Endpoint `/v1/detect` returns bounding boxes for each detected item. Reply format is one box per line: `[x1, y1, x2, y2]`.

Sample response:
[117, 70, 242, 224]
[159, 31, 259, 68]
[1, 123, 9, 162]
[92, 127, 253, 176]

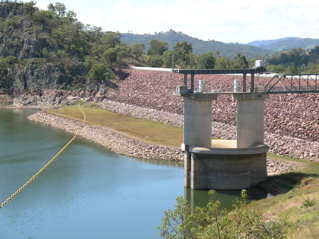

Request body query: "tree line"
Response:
[266, 46, 319, 74]
[133, 39, 319, 74]
[131, 39, 250, 70]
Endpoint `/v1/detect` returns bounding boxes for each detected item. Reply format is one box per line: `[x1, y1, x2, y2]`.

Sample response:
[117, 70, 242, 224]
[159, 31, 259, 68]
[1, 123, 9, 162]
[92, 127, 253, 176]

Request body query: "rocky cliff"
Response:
[0, 1, 121, 93]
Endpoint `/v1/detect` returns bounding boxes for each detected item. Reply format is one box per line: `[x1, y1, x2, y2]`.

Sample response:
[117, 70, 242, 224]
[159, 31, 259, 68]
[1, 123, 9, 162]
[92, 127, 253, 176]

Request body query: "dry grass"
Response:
[255, 160, 319, 238]
[45, 104, 183, 147]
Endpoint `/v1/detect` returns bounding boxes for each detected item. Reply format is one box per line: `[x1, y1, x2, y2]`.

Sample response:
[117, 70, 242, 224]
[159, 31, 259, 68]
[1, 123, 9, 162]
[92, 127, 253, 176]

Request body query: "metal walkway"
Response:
[172, 69, 319, 94]
[132, 66, 319, 94]
[264, 74, 319, 94]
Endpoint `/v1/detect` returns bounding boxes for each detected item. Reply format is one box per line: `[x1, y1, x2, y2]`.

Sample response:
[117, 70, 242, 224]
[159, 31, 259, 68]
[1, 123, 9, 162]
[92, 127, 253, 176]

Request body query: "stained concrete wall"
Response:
[234, 93, 268, 148]
[183, 98, 212, 147]
[189, 145, 268, 189]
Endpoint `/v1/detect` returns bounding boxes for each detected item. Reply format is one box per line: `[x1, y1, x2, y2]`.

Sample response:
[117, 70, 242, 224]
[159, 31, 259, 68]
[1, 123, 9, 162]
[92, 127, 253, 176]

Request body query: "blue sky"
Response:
[34, 0, 319, 43]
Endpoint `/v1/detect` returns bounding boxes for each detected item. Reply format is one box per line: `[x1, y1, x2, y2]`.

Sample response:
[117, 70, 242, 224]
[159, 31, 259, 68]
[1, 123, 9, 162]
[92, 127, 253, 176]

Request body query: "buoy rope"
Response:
[0, 104, 86, 209]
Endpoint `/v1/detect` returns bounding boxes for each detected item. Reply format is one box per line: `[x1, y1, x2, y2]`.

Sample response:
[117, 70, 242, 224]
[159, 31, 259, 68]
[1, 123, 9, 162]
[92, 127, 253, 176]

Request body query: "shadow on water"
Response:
[184, 186, 270, 209]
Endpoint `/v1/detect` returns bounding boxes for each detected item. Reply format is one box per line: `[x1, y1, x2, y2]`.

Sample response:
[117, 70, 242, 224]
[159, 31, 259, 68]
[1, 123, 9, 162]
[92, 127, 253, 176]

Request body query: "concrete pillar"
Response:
[184, 145, 191, 188]
[190, 74, 195, 93]
[233, 93, 268, 148]
[243, 73, 247, 92]
[183, 98, 212, 147]
[250, 73, 255, 92]
[183, 74, 187, 87]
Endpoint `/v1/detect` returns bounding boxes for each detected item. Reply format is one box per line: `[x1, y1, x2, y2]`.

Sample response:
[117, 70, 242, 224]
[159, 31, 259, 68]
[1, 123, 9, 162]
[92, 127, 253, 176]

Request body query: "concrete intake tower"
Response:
[174, 67, 269, 190]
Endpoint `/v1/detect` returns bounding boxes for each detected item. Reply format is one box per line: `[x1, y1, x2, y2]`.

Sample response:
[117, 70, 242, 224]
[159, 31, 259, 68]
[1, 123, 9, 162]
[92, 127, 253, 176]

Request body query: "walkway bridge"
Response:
[172, 68, 319, 94]
[132, 65, 319, 189]
[264, 74, 319, 94]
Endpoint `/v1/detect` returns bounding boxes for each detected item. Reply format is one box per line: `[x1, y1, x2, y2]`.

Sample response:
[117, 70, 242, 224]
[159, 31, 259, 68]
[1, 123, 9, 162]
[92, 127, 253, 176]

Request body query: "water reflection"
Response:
[185, 186, 269, 209]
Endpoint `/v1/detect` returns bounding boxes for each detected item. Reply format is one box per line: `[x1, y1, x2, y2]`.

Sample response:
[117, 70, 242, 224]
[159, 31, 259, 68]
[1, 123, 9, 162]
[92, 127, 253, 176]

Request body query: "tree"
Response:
[130, 43, 145, 59]
[159, 190, 287, 239]
[214, 57, 232, 69]
[89, 64, 111, 82]
[103, 47, 119, 63]
[199, 51, 215, 69]
[286, 62, 299, 74]
[103, 31, 121, 48]
[158, 196, 193, 239]
[147, 55, 163, 67]
[147, 39, 168, 55]
[235, 53, 249, 69]
[48, 2, 66, 17]
[162, 50, 174, 68]
[173, 41, 193, 65]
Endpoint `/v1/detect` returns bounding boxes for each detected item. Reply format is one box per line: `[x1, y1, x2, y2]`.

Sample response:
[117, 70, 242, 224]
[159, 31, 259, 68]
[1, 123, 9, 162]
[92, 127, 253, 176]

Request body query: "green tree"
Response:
[235, 53, 249, 69]
[130, 43, 145, 59]
[103, 31, 121, 48]
[286, 62, 299, 74]
[158, 196, 193, 239]
[48, 2, 66, 17]
[89, 64, 111, 82]
[159, 190, 287, 239]
[147, 39, 168, 55]
[162, 50, 175, 68]
[198, 51, 215, 69]
[103, 47, 119, 63]
[188, 53, 200, 69]
[214, 57, 232, 69]
[0, 56, 16, 90]
[147, 55, 163, 67]
[174, 41, 193, 66]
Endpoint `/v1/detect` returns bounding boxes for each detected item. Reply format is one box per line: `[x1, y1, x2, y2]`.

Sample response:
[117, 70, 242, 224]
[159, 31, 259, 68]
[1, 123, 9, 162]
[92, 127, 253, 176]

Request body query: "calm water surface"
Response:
[0, 109, 268, 239]
[0, 108, 186, 239]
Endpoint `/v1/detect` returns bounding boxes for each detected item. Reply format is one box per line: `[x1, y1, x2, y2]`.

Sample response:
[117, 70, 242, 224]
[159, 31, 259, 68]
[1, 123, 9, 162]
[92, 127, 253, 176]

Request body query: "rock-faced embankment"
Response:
[10, 69, 319, 162]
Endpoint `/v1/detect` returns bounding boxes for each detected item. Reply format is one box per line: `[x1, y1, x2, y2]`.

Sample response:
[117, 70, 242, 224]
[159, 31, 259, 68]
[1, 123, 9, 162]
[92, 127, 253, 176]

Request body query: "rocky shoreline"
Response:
[27, 104, 296, 175]
[28, 111, 184, 162]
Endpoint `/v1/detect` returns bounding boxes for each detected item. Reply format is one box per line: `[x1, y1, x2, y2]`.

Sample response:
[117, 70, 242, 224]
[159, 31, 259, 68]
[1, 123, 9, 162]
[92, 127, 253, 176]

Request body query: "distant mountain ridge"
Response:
[121, 30, 319, 58]
[120, 29, 274, 59]
[246, 37, 319, 51]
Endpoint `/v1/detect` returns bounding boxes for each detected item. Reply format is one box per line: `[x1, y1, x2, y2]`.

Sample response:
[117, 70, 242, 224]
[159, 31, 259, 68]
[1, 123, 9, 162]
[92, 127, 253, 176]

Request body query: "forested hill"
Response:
[247, 37, 319, 51]
[121, 30, 273, 59]
[0, 1, 128, 92]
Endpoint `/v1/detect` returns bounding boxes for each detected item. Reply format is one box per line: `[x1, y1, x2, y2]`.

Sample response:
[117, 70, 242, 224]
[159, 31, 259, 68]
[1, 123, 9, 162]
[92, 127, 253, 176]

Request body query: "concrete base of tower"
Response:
[183, 141, 268, 190]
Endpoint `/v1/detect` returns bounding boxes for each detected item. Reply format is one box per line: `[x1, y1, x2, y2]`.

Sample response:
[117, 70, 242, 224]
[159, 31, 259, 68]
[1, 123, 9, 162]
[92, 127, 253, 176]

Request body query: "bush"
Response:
[159, 190, 287, 239]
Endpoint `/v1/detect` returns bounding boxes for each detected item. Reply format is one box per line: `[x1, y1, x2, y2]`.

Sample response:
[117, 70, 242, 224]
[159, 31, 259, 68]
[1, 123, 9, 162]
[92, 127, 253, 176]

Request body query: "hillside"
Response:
[0, 1, 127, 92]
[247, 37, 319, 51]
[121, 29, 274, 59]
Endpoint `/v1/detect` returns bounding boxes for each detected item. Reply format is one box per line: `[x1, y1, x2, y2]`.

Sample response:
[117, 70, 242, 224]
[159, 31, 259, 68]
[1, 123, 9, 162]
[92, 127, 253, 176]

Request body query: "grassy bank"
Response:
[256, 157, 319, 238]
[46, 104, 319, 238]
[46, 104, 183, 147]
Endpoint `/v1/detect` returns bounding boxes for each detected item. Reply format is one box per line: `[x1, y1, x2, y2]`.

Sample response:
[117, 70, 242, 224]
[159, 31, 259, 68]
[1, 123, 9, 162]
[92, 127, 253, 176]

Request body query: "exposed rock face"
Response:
[0, 2, 96, 91]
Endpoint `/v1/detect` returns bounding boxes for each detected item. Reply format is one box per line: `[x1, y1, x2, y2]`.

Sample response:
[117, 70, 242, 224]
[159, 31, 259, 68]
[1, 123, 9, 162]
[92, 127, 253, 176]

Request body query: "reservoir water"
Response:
[0, 108, 268, 239]
[0, 108, 186, 239]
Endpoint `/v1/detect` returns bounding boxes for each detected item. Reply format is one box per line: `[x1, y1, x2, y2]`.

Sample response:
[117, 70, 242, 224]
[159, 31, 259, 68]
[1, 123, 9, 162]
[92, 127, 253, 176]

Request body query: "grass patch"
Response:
[255, 160, 319, 238]
[45, 104, 183, 147]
